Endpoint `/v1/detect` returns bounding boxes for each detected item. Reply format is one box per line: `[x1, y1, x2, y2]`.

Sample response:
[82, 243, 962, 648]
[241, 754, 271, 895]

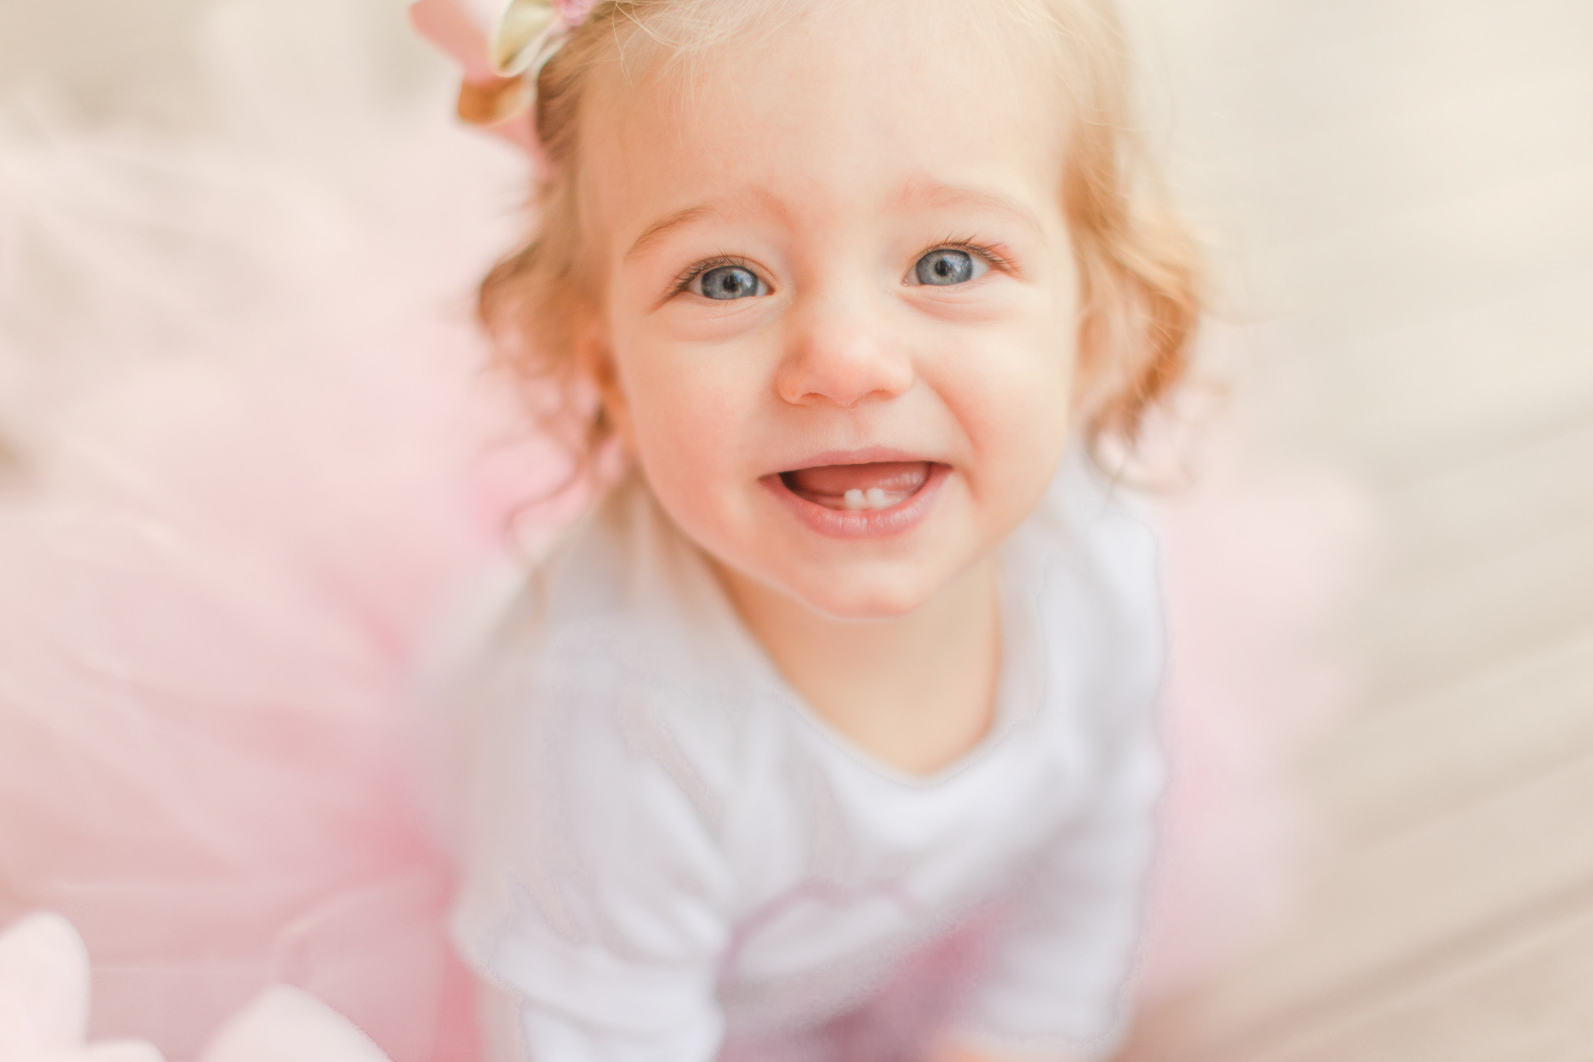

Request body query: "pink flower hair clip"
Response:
[409, 0, 597, 160]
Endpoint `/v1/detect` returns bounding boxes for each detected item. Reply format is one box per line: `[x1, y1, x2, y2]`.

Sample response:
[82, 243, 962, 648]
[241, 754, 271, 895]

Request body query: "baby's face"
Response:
[583, 0, 1080, 619]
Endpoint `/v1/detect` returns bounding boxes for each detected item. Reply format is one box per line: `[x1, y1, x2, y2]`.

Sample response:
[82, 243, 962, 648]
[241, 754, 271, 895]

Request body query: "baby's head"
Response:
[481, 0, 1199, 619]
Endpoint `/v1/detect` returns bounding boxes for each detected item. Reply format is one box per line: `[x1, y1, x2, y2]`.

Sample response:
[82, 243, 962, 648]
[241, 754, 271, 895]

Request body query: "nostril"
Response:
[777, 325, 912, 407]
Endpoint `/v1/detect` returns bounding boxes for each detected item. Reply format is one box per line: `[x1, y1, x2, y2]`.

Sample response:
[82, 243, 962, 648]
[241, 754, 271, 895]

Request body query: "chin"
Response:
[782, 568, 940, 622]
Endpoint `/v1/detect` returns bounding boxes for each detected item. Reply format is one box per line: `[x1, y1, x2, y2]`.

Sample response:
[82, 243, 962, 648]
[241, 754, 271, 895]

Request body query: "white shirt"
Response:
[451, 455, 1165, 1062]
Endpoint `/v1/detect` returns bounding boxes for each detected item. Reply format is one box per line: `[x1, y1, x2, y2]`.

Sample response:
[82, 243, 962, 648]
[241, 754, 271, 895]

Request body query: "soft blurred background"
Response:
[2, 0, 1590, 1059]
[1121, 2, 1593, 1059]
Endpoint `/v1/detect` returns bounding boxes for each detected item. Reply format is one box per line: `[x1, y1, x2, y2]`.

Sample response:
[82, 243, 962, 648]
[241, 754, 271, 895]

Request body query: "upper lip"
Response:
[772, 447, 940, 474]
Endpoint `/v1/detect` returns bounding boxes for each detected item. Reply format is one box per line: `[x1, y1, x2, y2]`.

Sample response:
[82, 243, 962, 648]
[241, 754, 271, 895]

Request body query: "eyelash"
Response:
[930, 237, 1013, 275]
[670, 255, 758, 297]
[668, 240, 1013, 297]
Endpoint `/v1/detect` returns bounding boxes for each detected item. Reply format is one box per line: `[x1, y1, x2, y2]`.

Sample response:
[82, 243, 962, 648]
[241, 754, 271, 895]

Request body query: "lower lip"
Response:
[762, 463, 952, 540]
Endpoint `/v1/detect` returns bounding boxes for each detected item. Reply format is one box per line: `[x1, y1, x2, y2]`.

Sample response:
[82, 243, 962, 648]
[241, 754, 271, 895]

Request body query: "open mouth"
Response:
[778, 461, 935, 512]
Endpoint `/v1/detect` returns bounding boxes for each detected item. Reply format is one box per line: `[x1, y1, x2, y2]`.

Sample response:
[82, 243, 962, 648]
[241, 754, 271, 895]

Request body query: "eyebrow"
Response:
[625, 204, 719, 262]
[900, 180, 1047, 239]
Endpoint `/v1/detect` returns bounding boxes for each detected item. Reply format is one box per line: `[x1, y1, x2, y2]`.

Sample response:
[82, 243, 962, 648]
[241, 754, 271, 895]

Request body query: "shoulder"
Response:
[1022, 448, 1161, 624]
[501, 473, 756, 691]
[459, 475, 760, 821]
[1027, 449, 1161, 602]
[1009, 448, 1165, 731]
[450, 482, 757, 968]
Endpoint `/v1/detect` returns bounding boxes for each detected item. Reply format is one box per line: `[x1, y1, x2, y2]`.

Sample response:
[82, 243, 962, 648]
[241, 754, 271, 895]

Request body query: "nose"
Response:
[774, 295, 915, 408]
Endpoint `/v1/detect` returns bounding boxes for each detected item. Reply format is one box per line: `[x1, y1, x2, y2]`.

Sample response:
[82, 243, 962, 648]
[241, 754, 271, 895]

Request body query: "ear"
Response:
[1069, 258, 1140, 430]
[573, 312, 633, 452]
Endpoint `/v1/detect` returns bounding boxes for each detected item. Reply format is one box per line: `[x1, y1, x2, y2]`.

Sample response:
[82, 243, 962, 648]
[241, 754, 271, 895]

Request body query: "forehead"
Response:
[579, 0, 1070, 251]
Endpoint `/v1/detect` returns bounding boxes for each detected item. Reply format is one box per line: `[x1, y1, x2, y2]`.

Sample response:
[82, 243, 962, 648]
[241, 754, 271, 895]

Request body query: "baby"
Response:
[424, 0, 1201, 1058]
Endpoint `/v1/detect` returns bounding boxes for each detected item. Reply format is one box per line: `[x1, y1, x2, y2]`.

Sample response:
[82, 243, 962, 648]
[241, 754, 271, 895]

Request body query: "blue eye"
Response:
[914, 249, 984, 286]
[695, 264, 766, 300]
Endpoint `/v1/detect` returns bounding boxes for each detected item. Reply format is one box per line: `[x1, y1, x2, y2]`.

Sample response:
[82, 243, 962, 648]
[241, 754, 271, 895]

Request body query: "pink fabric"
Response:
[408, 0, 503, 84]
[406, 0, 599, 162]
[554, 0, 600, 28]
[407, 0, 538, 156]
[1137, 435, 1366, 1000]
[0, 6, 565, 1055]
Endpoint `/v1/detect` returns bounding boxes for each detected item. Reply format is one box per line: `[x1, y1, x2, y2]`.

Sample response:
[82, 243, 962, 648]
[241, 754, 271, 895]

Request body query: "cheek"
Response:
[990, 362, 1074, 462]
[946, 319, 1077, 502]
[1008, 280, 1081, 445]
[610, 335, 760, 512]
[953, 310, 1077, 426]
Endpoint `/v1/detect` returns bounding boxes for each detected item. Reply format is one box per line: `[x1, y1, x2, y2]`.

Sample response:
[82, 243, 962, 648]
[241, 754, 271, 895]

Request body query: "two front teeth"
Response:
[843, 488, 904, 511]
[779, 460, 932, 512]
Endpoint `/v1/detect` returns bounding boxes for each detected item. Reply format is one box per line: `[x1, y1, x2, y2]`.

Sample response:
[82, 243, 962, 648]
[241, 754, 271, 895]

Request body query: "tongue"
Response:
[785, 461, 931, 501]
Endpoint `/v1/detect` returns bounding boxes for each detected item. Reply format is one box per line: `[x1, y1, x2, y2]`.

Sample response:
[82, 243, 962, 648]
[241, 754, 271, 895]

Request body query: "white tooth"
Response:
[844, 489, 866, 510]
[866, 488, 888, 509]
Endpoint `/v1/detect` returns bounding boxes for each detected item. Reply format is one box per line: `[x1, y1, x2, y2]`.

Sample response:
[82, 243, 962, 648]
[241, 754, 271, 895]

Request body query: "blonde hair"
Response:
[479, 0, 1200, 464]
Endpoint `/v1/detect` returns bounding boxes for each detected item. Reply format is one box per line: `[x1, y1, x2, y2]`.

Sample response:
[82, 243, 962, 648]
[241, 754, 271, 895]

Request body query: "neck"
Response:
[713, 557, 1002, 776]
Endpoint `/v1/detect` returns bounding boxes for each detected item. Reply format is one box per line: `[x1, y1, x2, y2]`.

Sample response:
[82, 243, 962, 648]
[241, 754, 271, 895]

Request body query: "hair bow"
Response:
[409, 0, 597, 156]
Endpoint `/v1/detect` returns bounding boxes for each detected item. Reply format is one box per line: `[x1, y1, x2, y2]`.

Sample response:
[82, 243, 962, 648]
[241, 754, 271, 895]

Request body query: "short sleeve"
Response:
[953, 467, 1167, 1060]
[452, 648, 738, 1062]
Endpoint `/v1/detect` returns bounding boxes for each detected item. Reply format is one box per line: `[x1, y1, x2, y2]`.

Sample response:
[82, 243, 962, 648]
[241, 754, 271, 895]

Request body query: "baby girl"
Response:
[422, 0, 1201, 1058]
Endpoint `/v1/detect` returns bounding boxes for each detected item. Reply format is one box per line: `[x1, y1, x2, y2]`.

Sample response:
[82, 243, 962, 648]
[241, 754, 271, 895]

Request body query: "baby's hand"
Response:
[0, 912, 393, 1062]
